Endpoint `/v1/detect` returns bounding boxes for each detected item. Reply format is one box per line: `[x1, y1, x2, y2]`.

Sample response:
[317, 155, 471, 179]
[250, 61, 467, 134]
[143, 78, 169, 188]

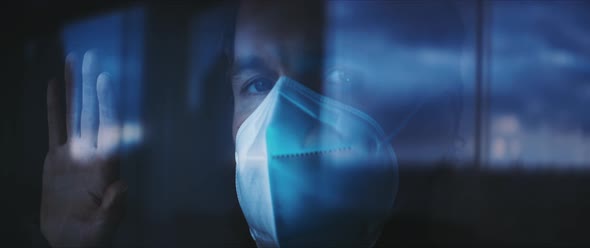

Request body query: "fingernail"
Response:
[82, 50, 98, 73]
[97, 72, 111, 84]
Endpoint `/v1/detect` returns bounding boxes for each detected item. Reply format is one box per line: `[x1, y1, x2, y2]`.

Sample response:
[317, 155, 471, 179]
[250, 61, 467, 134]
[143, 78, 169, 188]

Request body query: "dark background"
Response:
[5, 0, 590, 247]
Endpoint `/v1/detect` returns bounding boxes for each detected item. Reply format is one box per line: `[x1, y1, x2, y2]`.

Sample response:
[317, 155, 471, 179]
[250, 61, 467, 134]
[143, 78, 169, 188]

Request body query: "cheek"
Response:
[232, 101, 250, 143]
[232, 111, 246, 143]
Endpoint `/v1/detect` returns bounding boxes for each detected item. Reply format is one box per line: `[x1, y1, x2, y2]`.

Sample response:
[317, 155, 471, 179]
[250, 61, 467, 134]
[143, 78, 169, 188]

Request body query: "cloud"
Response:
[488, 2, 590, 135]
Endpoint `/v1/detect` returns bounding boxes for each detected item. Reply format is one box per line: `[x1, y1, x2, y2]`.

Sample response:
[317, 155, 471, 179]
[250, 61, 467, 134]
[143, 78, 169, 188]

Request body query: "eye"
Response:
[325, 68, 357, 87]
[244, 76, 275, 94]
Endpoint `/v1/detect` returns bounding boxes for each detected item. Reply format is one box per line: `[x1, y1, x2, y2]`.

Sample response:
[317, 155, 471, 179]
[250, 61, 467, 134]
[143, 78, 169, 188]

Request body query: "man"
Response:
[41, 0, 464, 247]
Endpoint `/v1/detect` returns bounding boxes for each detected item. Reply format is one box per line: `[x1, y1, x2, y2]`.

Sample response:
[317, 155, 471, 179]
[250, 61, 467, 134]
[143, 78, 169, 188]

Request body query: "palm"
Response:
[41, 51, 127, 247]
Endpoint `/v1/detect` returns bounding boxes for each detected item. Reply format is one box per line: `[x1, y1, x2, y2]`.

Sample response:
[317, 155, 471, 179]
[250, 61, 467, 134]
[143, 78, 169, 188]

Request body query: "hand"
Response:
[40, 51, 127, 247]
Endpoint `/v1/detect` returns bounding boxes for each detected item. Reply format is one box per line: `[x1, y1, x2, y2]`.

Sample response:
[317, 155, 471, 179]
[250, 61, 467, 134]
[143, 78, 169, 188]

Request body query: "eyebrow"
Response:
[231, 56, 274, 77]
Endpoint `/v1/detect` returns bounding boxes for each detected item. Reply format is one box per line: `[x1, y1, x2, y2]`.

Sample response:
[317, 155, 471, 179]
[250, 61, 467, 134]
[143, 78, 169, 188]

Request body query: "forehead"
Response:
[234, 1, 324, 64]
[233, 2, 395, 73]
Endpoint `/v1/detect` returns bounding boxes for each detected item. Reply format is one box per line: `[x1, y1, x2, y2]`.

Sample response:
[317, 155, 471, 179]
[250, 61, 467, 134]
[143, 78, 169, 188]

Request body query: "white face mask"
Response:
[235, 76, 399, 248]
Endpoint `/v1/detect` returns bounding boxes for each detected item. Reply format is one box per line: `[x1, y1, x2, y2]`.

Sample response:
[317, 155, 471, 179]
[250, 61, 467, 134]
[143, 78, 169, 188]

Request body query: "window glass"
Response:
[488, 1, 590, 168]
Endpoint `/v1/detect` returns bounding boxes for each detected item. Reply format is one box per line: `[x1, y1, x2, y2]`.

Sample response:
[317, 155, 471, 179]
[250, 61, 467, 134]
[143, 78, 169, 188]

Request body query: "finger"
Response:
[99, 181, 128, 223]
[47, 79, 66, 147]
[81, 50, 100, 147]
[97, 73, 120, 154]
[65, 53, 80, 139]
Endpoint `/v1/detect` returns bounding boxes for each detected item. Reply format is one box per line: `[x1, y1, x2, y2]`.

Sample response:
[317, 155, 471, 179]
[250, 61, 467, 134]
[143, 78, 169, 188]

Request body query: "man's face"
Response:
[231, 1, 324, 140]
[231, 1, 458, 160]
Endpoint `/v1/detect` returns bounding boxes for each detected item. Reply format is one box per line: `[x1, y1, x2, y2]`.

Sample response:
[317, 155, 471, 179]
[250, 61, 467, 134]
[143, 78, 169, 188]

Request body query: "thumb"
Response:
[99, 181, 128, 224]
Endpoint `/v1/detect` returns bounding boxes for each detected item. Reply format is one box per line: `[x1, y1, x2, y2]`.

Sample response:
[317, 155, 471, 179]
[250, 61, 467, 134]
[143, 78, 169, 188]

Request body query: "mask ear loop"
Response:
[379, 96, 430, 146]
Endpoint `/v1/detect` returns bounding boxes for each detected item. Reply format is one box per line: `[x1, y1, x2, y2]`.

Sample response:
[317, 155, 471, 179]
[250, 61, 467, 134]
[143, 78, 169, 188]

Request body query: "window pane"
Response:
[323, 0, 478, 167]
[488, 1, 590, 169]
